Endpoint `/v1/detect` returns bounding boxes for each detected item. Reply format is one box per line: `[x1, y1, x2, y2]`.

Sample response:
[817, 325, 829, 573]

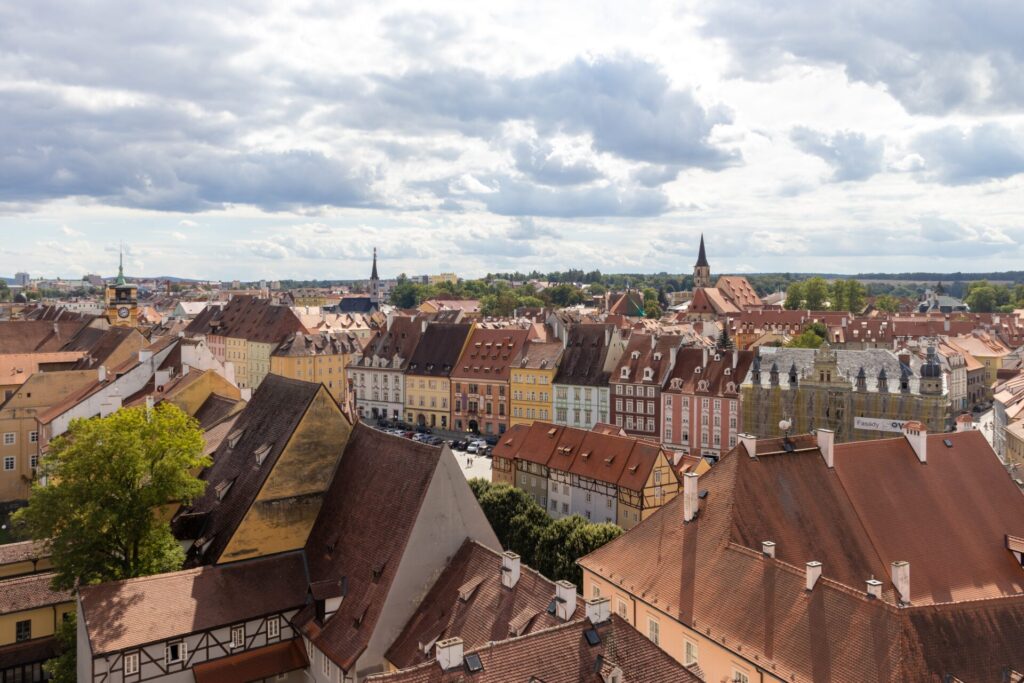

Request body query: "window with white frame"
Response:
[322, 650, 332, 676]
[231, 625, 245, 648]
[3, 456, 14, 471]
[124, 651, 139, 675]
[267, 615, 280, 639]
[592, 585, 601, 598]
[3, 432, 14, 445]
[29, 431, 38, 443]
[617, 598, 627, 619]
[165, 640, 186, 665]
[647, 618, 660, 645]
[733, 670, 750, 683]
[684, 640, 698, 666]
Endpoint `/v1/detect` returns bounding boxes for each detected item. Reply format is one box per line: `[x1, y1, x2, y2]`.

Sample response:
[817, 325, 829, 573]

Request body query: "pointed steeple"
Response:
[695, 233, 709, 268]
[115, 246, 127, 286]
[370, 247, 379, 281]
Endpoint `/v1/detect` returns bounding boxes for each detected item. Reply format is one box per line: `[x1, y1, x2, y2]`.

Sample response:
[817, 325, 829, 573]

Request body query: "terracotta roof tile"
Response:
[0, 572, 72, 614]
[192, 638, 309, 683]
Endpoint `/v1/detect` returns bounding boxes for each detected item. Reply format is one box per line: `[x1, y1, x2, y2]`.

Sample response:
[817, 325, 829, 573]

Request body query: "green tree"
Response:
[506, 504, 551, 567]
[0, 280, 9, 302]
[874, 294, 900, 313]
[481, 289, 519, 317]
[389, 276, 421, 308]
[829, 280, 847, 312]
[588, 283, 606, 296]
[965, 284, 997, 312]
[13, 403, 210, 589]
[844, 279, 866, 313]
[718, 325, 733, 350]
[784, 282, 804, 310]
[467, 477, 492, 500]
[476, 484, 539, 549]
[44, 612, 76, 683]
[803, 277, 829, 310]
[533, 515, 622, 585]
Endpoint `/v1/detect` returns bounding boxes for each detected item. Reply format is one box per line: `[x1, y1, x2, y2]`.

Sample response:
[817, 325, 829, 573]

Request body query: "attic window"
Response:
[604, 456, 615, 465]
[354, 606, 368, 628]
[465, 653, 484, 674]
[643, 368, 653, 381]
[653, 352, 662, 361]
[629, 465, 639, 473]
[215, 479, 234, 501]
[630, 351, 640, 360]
[694, 366, 702, 374]
[724, 367, 731, 376]
[620, 367, 629, 379]
[254, 443, 272, 466]
[584, 628, 601, 647]
[458, 576, 484, 602]
[227, 429, 244, 449]
[943, 439, 954, 448]
[371, 563, 386, 582]
[580, 452, 590, 460]
[547, 428, 557, 437]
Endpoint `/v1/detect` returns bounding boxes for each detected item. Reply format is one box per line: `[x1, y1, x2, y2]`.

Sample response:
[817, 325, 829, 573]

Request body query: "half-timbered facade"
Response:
[493, 421, 681, 530]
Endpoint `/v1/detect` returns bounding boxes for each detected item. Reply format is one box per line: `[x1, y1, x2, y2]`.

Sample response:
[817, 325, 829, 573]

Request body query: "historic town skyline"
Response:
[1, 0, 1022, 279]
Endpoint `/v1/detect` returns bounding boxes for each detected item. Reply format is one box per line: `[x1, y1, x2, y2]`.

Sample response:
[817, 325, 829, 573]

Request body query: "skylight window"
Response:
[465, 653, 483, 673]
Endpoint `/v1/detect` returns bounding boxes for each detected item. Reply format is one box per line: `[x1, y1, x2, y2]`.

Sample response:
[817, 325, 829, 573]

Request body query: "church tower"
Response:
[369, 247, 381, 305]
[105, 248, 138, 327]
[693, 233, 711, 289]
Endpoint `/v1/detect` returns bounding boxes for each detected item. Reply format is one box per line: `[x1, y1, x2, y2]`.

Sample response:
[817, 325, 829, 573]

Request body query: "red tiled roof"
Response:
[385, 540, 578, 670]
[192, 638, 309, 683]
[0, 572, 72, 614]
[367, 615, 700, 683]
[295, 424, 444, 671]
[79, 552, 308, 655]
[451, 328, 530, 382]
[579, 430, 1024, 680]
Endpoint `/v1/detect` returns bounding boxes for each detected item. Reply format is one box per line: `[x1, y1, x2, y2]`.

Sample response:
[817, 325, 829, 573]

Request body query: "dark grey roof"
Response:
[553, 324, 612, 387]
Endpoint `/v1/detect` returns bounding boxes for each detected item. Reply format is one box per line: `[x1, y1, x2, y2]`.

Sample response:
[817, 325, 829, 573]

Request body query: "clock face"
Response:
[118, 306, 130, 319]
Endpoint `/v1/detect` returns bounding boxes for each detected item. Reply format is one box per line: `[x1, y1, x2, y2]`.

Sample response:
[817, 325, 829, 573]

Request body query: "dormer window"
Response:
[694, 366, 702, 374]
[254, 443, 272, 466]
[724, 367, 731, 376]
[653, 352, 662, 361]
[227, 429, 244, 449]
[631, 351, 640, 360]
[643, 368, 653, 381]
[620, 367, 630, 379]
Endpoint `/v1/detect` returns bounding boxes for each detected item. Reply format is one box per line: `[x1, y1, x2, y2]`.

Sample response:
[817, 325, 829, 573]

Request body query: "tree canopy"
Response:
[469, 479, 622, 587]
[14, 403, 210, 589]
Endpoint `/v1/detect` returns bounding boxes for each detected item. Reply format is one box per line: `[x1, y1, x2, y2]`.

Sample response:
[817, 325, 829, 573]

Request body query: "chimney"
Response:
[554, 580, 577, 621]
[943, 318, 950, 333]
[891, 561, 910, 605]
[702, 347, 709, 366]
[816, 428, 835, 468]
[866, 578, 883, 600]
[902, 421, 927, 463]
[683, 472, 699, 523]
[500, 551, 521, 589]
[138, 349, 154, 363]
[435, 637, 464, 671]
[650, 334, 657, 350]
[762, 541, 776, 558]
[145, 395, 154, 413]
[98, 365, 107, 383]
[585, 596, 611, 625]
[738, 433, 757, 457]
[806, 561, 822, 591]
[732, 348, 738, 368]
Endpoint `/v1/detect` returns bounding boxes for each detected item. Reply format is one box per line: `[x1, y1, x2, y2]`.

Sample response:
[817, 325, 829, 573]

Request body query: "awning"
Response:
[192, 638, 309, 683]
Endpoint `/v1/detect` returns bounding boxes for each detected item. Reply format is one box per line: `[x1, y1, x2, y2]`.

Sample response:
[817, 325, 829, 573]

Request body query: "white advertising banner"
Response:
[854, 416, 907, 433]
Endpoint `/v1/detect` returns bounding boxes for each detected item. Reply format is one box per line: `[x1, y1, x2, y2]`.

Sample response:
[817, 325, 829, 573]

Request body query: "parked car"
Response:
[484, 436, 499, 446]
[466, 442, 480, 454]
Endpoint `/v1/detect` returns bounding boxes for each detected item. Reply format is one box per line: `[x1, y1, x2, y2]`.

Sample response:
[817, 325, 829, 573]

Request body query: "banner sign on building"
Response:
[854, 416, 908, 433]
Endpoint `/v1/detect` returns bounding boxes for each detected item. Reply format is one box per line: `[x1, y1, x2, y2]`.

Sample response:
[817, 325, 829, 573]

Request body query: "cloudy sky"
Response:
[1, 0, 1022, 280]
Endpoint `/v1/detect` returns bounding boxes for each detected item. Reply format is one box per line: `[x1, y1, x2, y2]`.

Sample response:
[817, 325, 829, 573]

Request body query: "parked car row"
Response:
[370, 423, 496, 457]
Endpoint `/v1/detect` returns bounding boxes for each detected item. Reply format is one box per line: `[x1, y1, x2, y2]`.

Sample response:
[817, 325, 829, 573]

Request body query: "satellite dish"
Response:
[779, 419, 792, 432]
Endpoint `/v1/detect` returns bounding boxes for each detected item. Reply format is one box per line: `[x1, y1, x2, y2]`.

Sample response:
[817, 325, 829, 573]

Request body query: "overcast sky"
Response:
[1, 0, 1022, 280]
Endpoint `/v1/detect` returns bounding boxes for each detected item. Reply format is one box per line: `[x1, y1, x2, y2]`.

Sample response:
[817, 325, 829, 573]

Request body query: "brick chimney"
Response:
[816, 428, 835, 468]
[806, 561, 822, 591]
[762, 541, 776, 558]
[738, 433, 757, 457]
[585, 596, 611, 624]
[902, 421, 927, 463]
[683, 472, 699, 523]
[554, 580, 577, 621]
[436, 637, 464, 671]
[891, 561, 910, 605]
[500, 551, 521, 589]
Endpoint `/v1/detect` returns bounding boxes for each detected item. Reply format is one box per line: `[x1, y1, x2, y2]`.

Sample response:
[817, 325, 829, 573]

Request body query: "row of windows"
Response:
[554, 386, 596, 401]
[2, 431, 37, 446]
[454, 383, 506, 397]
[3, 454, 39, 471]
[615, 399, 656, 415]
[614, 384, 656, 397]
[407, 395, 449, 409]
[511, 373, 550, 385]
[142, 617, 281, 673]
[616, 417, 656, 432]
[512, 390, 549, 402]
[512, 407, 549, 419]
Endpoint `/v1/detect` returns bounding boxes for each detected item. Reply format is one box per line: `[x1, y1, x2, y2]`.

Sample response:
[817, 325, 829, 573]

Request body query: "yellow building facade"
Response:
[615, 450, 680, 529]
[270, 332, 362, 403]
[405, 375, 453, 429]
[509, 341, 562, 428]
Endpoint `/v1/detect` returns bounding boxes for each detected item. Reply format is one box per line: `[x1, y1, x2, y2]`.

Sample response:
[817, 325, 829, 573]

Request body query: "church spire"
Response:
[115, 245, 127, 286]
[695, 233, 709, 268]
[370, 247, 379, 281]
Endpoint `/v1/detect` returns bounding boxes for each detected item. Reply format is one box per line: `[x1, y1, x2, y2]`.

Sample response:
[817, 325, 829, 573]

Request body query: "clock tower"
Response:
[105, 250, 138, 327]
